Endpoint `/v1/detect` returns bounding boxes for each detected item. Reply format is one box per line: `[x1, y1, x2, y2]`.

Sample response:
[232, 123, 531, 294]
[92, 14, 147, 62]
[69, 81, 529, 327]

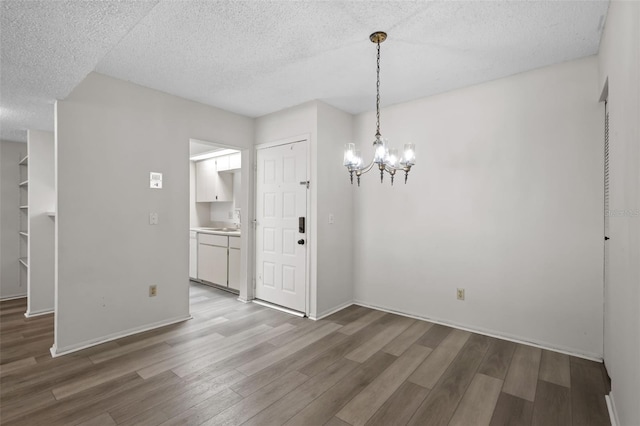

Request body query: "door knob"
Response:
[298, 239, 305, 245]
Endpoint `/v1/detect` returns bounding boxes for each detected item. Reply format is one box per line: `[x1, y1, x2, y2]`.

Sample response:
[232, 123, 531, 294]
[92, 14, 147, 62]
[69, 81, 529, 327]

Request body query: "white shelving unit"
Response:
[19, 155, 29, 283]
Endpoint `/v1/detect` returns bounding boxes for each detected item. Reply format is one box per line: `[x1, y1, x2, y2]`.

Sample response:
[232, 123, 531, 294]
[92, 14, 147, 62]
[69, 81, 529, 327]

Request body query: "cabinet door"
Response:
[229, 153, 241, 170]
[196, 158, 233, 202]
[195, 158, 216, 202]
[215, 173, 233, 202]
[228, 248, 241, 291]
[216, 156, 230, 172]
[189, 233, 198, 279]
[197, 243, 228, 286]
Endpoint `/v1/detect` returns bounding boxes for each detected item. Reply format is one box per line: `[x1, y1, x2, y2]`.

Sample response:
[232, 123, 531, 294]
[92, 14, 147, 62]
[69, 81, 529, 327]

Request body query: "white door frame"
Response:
[254, 134, 311, 316]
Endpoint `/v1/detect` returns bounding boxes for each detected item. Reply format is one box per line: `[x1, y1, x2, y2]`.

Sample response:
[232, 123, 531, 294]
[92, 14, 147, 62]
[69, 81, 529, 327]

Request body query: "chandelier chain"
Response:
[376, 40, 381, 137]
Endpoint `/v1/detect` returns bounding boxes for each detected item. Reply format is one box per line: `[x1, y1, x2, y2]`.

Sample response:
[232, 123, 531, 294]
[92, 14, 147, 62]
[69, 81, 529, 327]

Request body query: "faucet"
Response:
[234, 209, 241, 230]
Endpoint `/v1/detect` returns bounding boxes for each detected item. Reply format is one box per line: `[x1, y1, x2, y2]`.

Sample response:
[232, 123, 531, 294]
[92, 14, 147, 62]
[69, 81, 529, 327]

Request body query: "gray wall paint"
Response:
[352, 56, 604, 359]
[1, 140, 27, 299]
[598, 2, 640, 424]
[55, 72, 253, 353]
[27, 130, 55, 315]
[316, 102, 354, 316]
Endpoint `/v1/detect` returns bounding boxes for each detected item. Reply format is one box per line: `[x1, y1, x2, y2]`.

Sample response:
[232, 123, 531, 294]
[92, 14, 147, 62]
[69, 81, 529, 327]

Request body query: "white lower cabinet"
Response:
[196, 233, 241, 292]
[189, 231, 198, 279]
[197, 234, 228, 286]
[228, 248, 240, 291]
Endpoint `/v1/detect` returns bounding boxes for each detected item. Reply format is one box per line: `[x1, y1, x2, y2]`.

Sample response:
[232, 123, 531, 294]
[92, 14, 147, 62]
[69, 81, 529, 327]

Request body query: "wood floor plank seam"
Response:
[0, 285, 612, 426]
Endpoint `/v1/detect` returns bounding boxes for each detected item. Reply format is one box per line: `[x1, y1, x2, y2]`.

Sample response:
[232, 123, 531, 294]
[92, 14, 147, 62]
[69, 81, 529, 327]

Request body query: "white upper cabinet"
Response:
[215, 155, 230, 172]
[229, 153, 241, 170]
[195, 158, 233, 202]
[217, 153, 241, 172]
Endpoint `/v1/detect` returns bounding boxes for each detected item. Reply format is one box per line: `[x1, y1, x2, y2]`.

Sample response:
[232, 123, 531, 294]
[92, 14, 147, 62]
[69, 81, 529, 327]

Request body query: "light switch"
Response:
[149, 212, 159, 225]
[328, 213, 334, 224]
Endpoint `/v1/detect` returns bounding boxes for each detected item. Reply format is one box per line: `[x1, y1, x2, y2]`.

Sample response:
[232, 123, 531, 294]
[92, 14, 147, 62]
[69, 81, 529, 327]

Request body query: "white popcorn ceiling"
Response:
[1, 0, 609, 143]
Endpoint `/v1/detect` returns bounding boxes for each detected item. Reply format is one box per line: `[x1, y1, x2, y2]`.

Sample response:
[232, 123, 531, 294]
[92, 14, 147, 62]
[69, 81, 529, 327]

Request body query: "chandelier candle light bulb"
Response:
[344, 31, 416, 186]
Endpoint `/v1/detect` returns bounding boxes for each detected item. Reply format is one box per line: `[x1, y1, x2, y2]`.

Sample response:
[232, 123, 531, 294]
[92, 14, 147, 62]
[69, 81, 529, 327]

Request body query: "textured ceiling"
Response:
[1, 1, 609, 142]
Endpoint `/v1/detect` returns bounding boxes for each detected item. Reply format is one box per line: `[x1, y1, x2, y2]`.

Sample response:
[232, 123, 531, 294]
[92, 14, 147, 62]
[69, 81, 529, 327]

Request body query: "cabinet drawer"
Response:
[229, 236, 241, 249]
[198, 233, 228, 246]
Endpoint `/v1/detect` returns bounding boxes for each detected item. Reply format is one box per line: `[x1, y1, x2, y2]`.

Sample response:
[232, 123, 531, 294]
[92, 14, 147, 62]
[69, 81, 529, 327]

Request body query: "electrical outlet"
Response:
[457, 288, 465, 300]
[328, 213, 334, 224]
[149, 285, 157, 297]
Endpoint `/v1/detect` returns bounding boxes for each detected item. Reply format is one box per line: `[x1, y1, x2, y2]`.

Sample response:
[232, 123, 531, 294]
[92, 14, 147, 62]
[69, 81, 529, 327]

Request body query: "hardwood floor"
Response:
[0, 283, 611, 426]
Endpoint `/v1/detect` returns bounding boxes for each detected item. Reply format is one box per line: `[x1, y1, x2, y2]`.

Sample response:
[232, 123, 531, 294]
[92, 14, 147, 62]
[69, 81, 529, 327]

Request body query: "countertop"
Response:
[191, 227, 241, 236]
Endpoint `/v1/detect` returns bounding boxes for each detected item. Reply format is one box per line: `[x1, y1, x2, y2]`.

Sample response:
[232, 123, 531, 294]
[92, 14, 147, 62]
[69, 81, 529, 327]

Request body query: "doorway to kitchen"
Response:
[188, 139, 243, 301]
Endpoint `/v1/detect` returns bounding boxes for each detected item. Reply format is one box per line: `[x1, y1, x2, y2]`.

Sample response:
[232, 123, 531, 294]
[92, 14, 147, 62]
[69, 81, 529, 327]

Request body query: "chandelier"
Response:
[343, 31, 416, 186]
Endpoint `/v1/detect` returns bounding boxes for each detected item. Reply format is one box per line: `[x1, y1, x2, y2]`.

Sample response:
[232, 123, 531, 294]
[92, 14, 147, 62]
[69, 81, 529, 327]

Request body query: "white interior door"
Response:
[255, 140, 308, 313]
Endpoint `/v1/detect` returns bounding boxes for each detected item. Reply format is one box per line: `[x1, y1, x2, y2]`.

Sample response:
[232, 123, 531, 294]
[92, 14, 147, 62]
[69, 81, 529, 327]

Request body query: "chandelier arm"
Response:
[357, 159, 377, 175]
[384, 164, 410, 173]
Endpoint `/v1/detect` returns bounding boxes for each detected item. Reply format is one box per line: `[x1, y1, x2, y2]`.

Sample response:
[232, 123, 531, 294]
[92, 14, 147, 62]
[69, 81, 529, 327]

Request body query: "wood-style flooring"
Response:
[0, 283, 611, 425]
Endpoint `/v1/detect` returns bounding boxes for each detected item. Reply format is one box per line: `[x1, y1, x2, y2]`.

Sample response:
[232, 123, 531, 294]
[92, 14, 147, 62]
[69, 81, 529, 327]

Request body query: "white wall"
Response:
[0, 140, 27, 300]
[26, 130, 55, 316]
[54, 72, 253, 354]
[598, 2, 640, 424]
[353, 56, 604, 358]
[316, 102, 354, 317]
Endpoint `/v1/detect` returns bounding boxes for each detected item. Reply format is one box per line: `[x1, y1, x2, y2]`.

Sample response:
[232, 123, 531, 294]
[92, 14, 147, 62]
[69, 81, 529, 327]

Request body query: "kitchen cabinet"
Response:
[189, 231, 198, 279]
[195, 158, 233, 202]
[215, 155, 230, 172]
[194, 232, 242, 292]
[228, 236, 241, 291]
[197, 234, 228, 286]
[229, 153, 241, 171]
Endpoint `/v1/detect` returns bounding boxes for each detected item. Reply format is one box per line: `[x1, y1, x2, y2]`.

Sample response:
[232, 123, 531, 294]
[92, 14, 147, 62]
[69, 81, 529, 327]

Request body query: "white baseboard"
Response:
[236, 297, 251, 304]
[24, 308, 54, 318]
[354, 300, 603, 362]
[605, 393, 620, 426]
[49, 314, 193, 357]
[309, 301, 355, 321]
[0, 294, 27, 301]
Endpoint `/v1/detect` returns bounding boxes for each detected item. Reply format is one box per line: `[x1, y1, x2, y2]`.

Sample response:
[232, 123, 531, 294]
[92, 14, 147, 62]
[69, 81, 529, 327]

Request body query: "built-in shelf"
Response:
[46, 211, 56, 218]
[19, 180, 28, 187]
[19, 155, 28, 165]
[19, 205, 28, 210]
[19, 258, 29, 268]
[19, 231, 28, 237]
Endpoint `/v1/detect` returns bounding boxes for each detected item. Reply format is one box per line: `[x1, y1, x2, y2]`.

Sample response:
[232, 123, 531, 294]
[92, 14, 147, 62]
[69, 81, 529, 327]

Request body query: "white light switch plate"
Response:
[150, 172, 162, 189]
[149, 212, 159, 225]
